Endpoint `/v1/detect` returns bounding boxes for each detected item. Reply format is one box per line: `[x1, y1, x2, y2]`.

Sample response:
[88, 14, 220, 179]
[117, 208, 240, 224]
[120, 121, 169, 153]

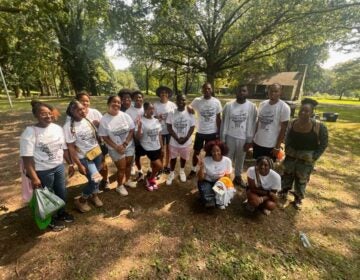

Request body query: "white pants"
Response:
[225, 135, 246, 177]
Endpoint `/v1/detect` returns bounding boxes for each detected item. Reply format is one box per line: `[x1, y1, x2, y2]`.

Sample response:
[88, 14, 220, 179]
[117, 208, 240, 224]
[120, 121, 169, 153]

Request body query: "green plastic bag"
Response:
[34, 187, 65, 220]
[29, 194, 51, 230]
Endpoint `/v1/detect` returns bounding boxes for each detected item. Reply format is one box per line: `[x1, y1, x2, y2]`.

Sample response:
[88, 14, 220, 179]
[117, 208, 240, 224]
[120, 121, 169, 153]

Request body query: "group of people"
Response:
[19, 82, 328, 231]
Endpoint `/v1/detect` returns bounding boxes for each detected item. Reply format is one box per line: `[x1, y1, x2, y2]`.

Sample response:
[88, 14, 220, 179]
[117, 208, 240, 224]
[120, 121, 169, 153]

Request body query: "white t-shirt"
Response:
[204, 156, 232, 182]
[154, 101, 177, 135]
[166, 109, 196, 147]
[63, 118, 99, 159]
[98, 112, 135, 150]
[20, 123, 66, 171]
[65, 108, 102, 126]
[224, 101, 251, 139]
[139, 117, 162, 151]
[254, 100, 290, 148]
[247, 166, 281, 191]
[126, 106, 144, 123]
[190, 96, 222, 134]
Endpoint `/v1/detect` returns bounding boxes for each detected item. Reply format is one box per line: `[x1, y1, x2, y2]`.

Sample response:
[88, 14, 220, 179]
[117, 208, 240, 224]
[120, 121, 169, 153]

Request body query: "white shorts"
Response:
[169, 145, 191, 161]
[108, 145, 135, 162]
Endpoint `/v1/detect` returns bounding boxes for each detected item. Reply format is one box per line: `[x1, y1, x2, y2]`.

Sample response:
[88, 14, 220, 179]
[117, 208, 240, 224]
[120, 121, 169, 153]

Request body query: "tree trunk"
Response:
[339, 91, 344, 100]
[173, 65, 178, 94]
[145, 66, 149, 95]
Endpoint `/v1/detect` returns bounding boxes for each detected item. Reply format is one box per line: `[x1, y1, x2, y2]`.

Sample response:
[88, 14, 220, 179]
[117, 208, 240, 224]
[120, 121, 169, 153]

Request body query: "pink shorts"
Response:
[169, 145, 191, 161]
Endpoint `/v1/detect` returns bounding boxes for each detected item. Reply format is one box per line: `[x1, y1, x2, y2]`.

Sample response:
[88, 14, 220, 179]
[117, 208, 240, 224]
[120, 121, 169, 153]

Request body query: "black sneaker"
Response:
[99, 180, 111, 192]
[163, 167, 171, 174]
[187, 170, 197, 180]
[56, 211, 74, 223]
[48, 220, 66, 232]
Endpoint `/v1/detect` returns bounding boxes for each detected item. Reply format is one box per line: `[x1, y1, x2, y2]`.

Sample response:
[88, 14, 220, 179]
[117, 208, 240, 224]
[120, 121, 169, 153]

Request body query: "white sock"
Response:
[180, 168, 185, 173]
[191, 165, 197, 172]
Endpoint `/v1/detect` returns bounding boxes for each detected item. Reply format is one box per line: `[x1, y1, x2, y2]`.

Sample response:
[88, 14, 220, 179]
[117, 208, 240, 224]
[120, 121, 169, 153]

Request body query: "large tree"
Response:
[111, 0, 360, 86]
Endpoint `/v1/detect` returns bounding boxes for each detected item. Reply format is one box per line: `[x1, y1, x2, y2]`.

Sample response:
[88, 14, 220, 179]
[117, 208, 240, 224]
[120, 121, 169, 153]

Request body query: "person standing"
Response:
[188, 82, 222, 179]
[280, 98, 328, 209]
[154, 86, 177, 174]
[20, 101, 74, 231]
[166, 94, 195, 185]
[74, 91, 110, 191]
[136, 102, 163, 191]
[64, 100, 104, 213]
[220, 85, 257, 187]
[126, 90, 145, 180]
[118, 88, 133, 112]
[99, 95, 137, 196]
[253, 83, 290, 161]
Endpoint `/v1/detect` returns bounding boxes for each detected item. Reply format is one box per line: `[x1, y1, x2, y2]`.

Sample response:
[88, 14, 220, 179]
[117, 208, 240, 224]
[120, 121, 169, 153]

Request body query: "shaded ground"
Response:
[0, 99, 359, 279]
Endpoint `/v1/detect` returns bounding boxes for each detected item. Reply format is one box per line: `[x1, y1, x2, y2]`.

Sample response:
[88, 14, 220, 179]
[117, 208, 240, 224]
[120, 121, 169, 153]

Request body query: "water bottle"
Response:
[299, 232, 311, 248]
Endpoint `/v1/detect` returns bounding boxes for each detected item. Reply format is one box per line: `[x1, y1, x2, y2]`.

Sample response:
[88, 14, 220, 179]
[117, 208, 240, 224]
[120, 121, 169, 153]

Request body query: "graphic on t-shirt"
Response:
[231, 112, 247, 128]
[147, 128, 159, 141]
[113, 126, 129, 142]
[76, 129, 97, 145]
[200, 106, 216, 122]
[173, 117, 188, 135]
[258, 109, 274, 130]
[38, 140, 62, 160]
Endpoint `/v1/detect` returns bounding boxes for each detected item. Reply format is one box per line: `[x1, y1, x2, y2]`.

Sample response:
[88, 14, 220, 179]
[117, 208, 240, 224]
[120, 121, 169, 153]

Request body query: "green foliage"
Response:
[332, 58, 360, 99]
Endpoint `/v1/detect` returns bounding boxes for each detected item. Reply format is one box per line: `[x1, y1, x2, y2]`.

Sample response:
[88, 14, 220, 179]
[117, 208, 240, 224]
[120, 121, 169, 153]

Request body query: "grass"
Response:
[0, 97, 359, 279]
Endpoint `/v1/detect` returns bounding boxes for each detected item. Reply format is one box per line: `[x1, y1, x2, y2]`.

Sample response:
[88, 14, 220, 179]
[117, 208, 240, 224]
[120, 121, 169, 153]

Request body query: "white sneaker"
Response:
[166, 172, 175, 186]
[116, 185, 128, 196]
[125, 180, 137, 188]
[179, 170, 186, 182]
[131, 165, 136, 176]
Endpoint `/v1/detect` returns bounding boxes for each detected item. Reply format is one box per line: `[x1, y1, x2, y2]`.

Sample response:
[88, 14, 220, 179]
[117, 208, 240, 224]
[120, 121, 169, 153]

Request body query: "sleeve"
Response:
[94, 109, 103, 121]
[280, 102, 291, 122]
[127, 114, 135, 130]
[59, 127, 68, 149]
[220, 103, 229, 142]
[271, 172, 281, 191]
[189, 114, 196, 127]
[246, 103, 258, 143]
[190, 98, 198, 111]
[166, 112, 173, 124]
[98, 118, 107, 137]
[157, 120, 162, 133]
[246, 167, 255, 180]
[63, 123, 76, 143]
[225, 158, 232, 174]
[20, 127, 35, 157]
[313, 123, 328, 161]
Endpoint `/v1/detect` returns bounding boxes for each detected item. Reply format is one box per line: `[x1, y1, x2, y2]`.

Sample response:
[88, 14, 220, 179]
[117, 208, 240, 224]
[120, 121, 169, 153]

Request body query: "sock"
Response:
[180, 168, 185, 173]
[191, 165, 197, 172]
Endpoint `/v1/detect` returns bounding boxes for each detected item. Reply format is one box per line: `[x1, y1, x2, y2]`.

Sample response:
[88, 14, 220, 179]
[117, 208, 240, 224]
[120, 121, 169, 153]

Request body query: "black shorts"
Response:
[193, 132, 219, 151]
[136, 144, 161, 162]
[252, 142, 276, 162]
[162, 134, 171, 145]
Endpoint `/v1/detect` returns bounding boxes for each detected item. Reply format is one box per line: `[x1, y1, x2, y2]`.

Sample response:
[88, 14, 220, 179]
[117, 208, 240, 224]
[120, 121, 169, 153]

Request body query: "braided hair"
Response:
[66, 100, 82, 135]
[256, 156, 274, 170]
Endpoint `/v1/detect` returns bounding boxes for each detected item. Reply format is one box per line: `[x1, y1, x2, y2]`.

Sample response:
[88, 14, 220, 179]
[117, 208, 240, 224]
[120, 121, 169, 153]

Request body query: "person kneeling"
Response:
[246, 156, 280, 215]
[197, 140, 232, 208]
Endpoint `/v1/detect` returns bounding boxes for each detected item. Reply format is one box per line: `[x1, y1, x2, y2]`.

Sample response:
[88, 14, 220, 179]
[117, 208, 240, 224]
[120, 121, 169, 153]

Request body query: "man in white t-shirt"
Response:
[188, 82, 222, 179]
[220, 85, 257, 187]
[166, 94, 195, 185]
[154, 86, 177, 174]
[253, 83, 290, 161]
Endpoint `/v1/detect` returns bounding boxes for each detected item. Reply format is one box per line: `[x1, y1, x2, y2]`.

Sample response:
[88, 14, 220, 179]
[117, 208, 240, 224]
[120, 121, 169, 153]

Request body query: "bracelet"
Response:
[69, 164, 74, 167]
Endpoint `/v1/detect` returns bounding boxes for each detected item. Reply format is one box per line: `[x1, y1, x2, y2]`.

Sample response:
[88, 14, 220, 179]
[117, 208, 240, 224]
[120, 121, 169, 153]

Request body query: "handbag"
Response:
[84, 118, 108, 156]
[85, 145, 102, 161]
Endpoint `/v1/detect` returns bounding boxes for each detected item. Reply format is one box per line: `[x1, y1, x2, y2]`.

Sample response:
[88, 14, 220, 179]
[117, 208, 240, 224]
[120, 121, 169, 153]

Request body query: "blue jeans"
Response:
[36, 164, 66, 216]
[197, 180, 216, 205]
[80, 155, 103, 198]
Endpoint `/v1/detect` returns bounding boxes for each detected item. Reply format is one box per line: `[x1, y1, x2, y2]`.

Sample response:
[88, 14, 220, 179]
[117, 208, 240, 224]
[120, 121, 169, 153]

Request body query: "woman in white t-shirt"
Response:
[99, 95, 137, 197]
[154, 86, 177, 174]
[197, 140, 233, 208]
[246, 156, 281, 215]
[136, 102, 163, 191]
[75, 91, 110, 191]
[20, 101, 74, 231]
[64, 100, 104, 213]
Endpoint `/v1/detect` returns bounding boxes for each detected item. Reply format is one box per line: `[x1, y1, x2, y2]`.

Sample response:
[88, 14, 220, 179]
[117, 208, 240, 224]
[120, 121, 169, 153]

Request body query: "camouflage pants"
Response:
[281, 157, 314, 200]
